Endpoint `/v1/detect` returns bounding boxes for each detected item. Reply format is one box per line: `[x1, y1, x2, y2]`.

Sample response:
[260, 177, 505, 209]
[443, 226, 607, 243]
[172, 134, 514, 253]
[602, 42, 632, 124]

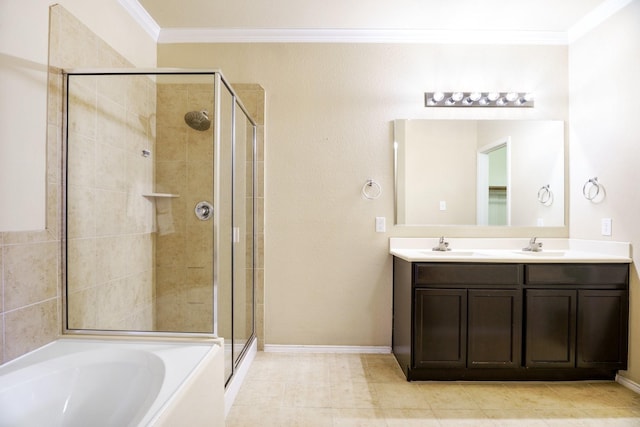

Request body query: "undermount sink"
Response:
[420, 250, 484, 257]
[512, 250, 567, 257]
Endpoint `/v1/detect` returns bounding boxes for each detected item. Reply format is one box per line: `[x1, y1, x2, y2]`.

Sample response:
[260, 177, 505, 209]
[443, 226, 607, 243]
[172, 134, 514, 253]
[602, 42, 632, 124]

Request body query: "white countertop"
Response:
[390, 238, 632, 263]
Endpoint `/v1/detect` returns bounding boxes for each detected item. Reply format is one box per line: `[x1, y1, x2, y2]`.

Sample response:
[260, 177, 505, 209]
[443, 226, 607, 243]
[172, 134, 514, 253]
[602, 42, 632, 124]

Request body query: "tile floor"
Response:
[227, 352, 640, 427]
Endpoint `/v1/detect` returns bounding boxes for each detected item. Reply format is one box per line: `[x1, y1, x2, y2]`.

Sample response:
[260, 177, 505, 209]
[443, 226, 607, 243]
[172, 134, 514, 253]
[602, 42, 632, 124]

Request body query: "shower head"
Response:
[184, 110, 211, 131]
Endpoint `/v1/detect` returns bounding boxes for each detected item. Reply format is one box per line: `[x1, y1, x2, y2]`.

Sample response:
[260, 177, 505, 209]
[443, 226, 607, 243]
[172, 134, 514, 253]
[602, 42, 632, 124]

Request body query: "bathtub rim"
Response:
[0, 335, 224, 427]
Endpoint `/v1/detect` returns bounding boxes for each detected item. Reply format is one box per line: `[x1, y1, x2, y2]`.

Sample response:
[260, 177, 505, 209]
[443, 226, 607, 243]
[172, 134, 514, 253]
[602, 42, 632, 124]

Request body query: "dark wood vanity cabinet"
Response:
[525, 264, 629, 371]
[393, 258, 629, 381]
[413, 288, 522, 370]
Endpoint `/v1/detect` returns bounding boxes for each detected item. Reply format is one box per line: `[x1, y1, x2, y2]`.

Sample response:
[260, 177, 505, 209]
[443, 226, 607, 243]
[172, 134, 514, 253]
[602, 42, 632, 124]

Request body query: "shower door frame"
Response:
[60, 68, 258, 363]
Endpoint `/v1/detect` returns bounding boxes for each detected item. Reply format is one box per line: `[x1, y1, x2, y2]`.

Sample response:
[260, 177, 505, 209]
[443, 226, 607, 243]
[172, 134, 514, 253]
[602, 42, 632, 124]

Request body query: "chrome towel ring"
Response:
[362, 179, 382, 200]
[582, 177, 601, 201]
[537, 184, 553, 206]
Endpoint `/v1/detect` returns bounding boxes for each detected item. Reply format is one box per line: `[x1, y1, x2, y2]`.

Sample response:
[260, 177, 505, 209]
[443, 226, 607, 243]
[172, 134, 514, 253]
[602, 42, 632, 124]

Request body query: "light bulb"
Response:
[432, 92, 445, 102]
[487, 92, 500, 102]
[506, 92, 518, 102]
[451, 92, 464, 102]
[469, 92, 481, 102]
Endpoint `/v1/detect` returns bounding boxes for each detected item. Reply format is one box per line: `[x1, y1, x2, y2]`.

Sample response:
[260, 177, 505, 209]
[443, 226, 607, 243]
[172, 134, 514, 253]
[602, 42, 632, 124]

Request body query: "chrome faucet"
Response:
[523, 237, 543, 252]
[432, 236, 451, 251]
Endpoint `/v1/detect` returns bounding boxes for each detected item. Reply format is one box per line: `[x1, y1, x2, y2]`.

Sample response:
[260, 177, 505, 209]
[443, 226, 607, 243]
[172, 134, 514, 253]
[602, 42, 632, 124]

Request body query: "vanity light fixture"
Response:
[425, 91, 534, 107]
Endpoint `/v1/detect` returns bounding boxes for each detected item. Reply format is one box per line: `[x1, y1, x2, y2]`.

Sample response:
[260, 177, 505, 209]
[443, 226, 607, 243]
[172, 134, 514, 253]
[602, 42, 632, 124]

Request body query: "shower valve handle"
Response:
[195, 201, 214, 220]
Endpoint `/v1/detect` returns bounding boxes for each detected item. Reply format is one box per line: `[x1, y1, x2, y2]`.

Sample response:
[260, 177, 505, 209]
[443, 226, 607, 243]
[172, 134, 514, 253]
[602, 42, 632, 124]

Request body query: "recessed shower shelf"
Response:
[142, 193, 180, 198]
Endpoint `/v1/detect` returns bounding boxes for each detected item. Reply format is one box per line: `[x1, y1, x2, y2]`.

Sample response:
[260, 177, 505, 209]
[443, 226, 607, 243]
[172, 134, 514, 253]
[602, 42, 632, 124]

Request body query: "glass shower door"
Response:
[233, 101, 255, 368]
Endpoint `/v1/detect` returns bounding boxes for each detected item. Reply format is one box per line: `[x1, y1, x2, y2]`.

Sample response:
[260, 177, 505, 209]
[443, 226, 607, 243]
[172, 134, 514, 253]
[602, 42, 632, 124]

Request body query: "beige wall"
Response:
[0, 3, 155, 364]
[0, 0, 155, 231]
[158, 43, 569, 347]
[569, 0, 640, 383]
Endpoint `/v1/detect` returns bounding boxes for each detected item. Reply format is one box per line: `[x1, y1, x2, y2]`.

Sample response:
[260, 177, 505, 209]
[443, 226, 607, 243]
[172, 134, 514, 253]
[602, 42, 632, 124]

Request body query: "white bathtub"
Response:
[0, 338, 225, 427]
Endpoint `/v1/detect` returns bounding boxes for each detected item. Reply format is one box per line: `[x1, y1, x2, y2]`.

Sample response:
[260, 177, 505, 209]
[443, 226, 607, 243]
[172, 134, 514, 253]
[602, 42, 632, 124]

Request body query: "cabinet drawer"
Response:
[525, 264, 628, 286]
[414, 263, 522, 286]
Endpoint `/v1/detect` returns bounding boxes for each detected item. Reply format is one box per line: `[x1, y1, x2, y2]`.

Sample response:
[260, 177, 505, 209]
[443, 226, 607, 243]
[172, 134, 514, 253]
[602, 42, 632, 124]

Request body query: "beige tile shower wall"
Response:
[155, 84, 214, 332]
[65, 71, 156, 331]
[56, 5, 156, 333]
[234, 84, 265, 350]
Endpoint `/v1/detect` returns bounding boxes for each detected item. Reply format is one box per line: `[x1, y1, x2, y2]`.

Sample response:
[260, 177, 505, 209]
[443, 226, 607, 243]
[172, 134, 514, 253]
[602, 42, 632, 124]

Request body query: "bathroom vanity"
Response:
[391, 238, 632, 381]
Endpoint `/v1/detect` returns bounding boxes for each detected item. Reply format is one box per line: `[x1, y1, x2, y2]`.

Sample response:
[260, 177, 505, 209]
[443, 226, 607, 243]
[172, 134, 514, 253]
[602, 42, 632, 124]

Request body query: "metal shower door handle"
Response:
[195, 201, 214, 220]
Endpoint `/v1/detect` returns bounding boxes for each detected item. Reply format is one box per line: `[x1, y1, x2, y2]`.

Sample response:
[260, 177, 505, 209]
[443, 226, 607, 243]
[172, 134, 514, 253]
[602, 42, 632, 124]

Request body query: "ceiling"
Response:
[128, 0, 629, 43]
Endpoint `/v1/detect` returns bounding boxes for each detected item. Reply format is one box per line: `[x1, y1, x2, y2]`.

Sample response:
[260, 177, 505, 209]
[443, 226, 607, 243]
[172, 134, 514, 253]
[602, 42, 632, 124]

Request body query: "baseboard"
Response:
[616, 373, 640, 395]
[263, 344, 392, 354]
[224, 336, 257, 417]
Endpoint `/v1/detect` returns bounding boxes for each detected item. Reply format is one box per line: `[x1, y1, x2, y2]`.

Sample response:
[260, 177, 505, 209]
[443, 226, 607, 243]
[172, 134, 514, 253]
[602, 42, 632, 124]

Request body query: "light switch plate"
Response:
[375, 216, 386, 233]
[601, 218, 612, 236]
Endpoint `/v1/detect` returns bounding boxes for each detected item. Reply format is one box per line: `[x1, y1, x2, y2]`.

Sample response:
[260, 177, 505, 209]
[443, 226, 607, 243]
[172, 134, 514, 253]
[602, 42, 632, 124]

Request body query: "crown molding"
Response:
[118, 0, 160, 41]
[157, 28, 569, 45]
[567, 0, 634, 43]
[121, 0, 633, 46]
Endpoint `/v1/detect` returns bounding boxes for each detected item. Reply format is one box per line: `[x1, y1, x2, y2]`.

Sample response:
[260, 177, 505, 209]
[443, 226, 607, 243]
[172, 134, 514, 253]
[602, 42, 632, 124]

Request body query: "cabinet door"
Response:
[414, 289, 467, 368]
[577, 290, 629, 369]
[468, 289, 522, 368]
[525, 289, 576, 368]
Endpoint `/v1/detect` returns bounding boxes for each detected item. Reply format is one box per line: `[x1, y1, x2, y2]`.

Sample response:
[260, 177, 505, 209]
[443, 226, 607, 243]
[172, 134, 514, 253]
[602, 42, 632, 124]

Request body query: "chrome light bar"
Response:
[425, 91, 534, 107]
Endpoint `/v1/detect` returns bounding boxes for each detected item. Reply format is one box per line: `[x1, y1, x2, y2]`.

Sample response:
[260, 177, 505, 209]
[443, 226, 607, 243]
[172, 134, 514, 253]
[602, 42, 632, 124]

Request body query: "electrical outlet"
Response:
[439, 201, 447, 211]
[601, 218, 612, 236]
[375, 217, 386, 233]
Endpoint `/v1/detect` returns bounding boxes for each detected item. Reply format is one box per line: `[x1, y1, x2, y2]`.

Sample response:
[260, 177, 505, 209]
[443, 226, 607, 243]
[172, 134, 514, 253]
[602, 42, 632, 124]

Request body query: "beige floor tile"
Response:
[330, 354, 369, 383]
[418, 383, 481, 410]
[373, 382, 432, 409]
[279, 407, 334, 427]
[499, 384, 570, 409]
[586, 383, 640, 407]
[462, 383, 521, 409]
[363, 356, 407, 382]
[332, 408, 388, 427]
[282, 382, 333, 408]
[483, 409, 550, 426]
[232, 379, 286, 407]
[383, 408, 441, 427]
[539, 408, 594, 427]
[228, 353, 640, 427]
[547, 382, 640, 410]
[226, 404, 283, 427]
[583, 408, 640, 426]
[433, 409, 499, 426]
[331, 380, 378, 409]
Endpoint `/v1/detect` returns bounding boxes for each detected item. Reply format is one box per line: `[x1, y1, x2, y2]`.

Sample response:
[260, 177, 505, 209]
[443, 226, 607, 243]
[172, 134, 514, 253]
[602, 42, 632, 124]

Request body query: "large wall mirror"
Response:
[394, 119, 565, 227]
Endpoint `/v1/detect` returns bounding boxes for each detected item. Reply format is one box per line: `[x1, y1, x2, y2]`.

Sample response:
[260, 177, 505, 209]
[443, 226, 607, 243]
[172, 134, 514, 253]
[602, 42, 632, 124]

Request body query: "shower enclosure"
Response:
[62, 69, 256, 385]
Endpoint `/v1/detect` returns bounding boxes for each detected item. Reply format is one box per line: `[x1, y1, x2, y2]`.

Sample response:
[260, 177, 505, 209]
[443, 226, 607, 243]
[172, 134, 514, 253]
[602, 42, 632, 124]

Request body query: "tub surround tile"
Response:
[0, 314, 4, 364]
[4, 299, 58, 362]
[3, 242, 58, 311]
[66, 238, 96, 293]
[0, 243, 3, 310]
